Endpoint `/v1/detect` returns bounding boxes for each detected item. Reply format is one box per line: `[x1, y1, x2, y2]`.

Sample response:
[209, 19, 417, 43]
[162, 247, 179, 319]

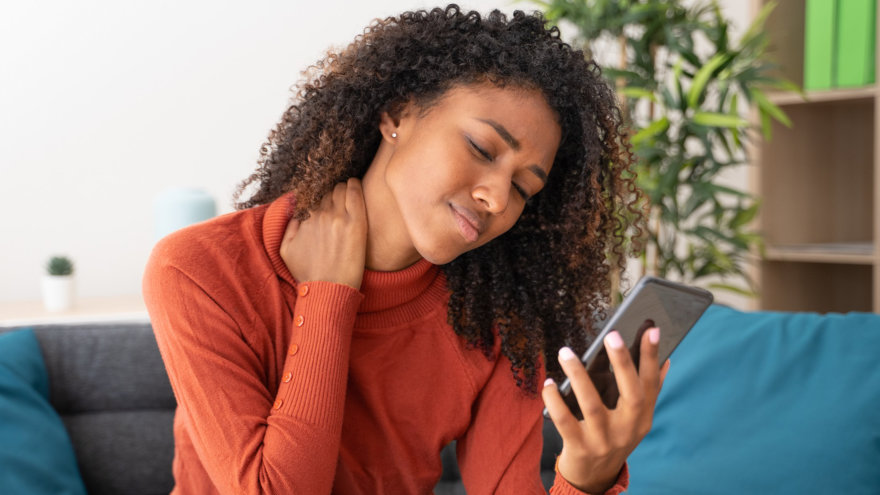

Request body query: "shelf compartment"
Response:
[764, 242, 876, 264]
[759, 97, 875, 246]
[762, 0, 878, 91]
[759, 261, 874, 313]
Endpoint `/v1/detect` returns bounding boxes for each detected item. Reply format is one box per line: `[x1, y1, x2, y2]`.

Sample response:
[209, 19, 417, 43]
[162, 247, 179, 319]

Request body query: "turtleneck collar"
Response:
[261, 192, 449, 326]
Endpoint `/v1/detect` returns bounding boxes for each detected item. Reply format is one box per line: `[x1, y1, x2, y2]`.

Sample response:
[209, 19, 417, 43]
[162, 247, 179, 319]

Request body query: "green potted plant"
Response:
[534, 0, 797, 296]
[43, 255, 75, 312]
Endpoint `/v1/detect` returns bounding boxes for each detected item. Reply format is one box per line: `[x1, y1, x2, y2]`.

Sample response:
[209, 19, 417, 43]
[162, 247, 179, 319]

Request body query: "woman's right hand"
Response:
[541, 329, 668, 493]
[280, 178, 368, 290]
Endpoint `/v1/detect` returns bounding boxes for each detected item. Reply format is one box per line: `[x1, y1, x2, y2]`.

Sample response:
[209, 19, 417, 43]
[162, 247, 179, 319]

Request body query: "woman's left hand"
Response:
[541, 328, 670, 494]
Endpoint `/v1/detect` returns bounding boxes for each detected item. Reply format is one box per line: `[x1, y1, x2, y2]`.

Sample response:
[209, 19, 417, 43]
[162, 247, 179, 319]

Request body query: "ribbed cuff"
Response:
[551, 460, 629, 495]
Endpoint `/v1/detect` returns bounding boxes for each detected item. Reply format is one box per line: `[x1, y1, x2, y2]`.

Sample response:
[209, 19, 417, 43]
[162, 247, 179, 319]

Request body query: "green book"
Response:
[805, 0, 836, 90]
[836, 0, 876, 87]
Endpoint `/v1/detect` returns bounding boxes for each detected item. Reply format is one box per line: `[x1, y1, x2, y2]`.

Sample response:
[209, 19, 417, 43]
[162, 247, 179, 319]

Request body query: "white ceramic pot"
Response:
[42, 275, 75, 312]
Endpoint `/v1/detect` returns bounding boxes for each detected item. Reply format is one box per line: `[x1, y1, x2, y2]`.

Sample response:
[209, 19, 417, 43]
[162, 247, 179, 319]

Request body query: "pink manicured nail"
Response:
[558, 347, 577, 361]
[544, 378, 555, 387]
[649, 327, 660, 344]
[605, 331, 624, 349]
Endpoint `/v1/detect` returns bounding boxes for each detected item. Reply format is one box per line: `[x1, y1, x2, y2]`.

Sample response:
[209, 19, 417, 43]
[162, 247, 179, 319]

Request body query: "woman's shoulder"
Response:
[146, 204, 271, 285]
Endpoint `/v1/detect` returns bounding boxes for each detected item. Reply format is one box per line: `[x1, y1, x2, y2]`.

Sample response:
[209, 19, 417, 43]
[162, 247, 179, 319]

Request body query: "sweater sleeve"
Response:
[550, 462, 629, 495]
[454, 351, 628, 495]
[143, 246, 363, 494]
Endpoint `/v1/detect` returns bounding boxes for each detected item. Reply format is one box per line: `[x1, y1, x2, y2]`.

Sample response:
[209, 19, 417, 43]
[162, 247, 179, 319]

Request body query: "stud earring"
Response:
[391, 132, 398, 138]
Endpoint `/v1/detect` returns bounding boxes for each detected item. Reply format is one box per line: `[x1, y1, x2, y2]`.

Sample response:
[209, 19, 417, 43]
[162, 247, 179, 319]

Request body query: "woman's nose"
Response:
[471, 176, 510, 215]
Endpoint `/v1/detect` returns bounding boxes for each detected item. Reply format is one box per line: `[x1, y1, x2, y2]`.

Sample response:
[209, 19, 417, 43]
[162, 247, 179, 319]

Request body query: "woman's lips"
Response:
[450, 204, 483, 243]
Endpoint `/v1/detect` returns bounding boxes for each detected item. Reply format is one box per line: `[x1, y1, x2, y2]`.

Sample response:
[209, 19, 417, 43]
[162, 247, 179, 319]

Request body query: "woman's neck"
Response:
[361, 145, 423, 272]
[363, 223, 422, 272]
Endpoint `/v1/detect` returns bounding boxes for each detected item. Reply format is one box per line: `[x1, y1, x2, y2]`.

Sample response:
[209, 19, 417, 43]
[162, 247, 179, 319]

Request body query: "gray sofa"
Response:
[1, 323, 176, 495]
[8, 306, 880, 494]
[1, 323, 561, 494]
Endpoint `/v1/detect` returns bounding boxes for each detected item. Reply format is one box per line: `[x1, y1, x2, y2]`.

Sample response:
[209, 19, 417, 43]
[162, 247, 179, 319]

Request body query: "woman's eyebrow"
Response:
[527, 164, 547, 184]
[474, 118, 546, 183]
[476, 118, 521, 151]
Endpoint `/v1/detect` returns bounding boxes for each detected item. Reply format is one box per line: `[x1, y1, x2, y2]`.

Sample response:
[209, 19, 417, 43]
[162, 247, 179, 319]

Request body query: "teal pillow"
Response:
[628, 305, 880, 494]
[0, 329, 87, 495]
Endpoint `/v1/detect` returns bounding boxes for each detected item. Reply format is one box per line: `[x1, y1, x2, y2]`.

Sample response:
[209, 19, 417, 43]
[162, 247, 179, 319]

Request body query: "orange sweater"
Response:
[142, 192, 627, 494]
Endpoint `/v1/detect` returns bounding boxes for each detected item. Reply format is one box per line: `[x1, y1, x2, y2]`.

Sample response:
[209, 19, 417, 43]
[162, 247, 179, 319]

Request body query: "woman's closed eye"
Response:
[467, 137, 493, 162]
[512, 182, 530, 201]
[467, 137, 530, 201]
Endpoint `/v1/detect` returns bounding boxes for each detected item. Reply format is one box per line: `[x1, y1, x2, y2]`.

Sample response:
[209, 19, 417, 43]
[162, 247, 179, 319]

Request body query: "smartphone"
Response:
[544, 276, 714, 420]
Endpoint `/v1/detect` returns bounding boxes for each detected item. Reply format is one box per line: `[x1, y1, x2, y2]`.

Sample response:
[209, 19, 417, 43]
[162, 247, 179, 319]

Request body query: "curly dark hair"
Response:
[234, 4, 642, 394]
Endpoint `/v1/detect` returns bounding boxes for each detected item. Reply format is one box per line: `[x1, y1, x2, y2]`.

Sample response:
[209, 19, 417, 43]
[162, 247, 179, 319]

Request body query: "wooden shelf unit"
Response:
[752, 0, 880, 313]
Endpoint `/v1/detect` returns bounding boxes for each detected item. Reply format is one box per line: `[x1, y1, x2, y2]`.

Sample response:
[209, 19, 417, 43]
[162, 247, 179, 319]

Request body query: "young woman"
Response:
[143, 5, 667, 494]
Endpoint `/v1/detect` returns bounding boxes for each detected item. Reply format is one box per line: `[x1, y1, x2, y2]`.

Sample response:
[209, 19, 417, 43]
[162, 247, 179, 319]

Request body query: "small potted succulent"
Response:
[43, 255, 75, 312]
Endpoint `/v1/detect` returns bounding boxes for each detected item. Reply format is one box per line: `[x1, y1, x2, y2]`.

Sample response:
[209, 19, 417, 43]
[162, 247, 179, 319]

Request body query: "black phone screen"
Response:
[554, 277, 713, 419]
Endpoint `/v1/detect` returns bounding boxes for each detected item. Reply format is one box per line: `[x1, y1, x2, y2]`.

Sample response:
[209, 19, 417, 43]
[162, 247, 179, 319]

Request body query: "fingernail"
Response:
[558, 347, 577, 361]
[544, 378, 555, 387]
[649, 327, 660, 345]
[605, 331, 624, 349]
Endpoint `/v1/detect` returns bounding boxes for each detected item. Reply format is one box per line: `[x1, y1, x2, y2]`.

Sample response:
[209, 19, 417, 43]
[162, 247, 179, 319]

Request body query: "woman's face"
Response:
[365, 83, 562, 267]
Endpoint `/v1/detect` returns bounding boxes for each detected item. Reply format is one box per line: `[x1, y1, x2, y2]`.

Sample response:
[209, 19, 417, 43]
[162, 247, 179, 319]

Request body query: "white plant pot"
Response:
[42, 275, 75, 312]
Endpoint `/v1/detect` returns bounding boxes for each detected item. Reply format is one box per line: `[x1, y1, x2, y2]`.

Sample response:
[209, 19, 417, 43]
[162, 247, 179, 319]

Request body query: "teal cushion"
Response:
[0, 329, 86, 495]
[628, 305, 880, 494]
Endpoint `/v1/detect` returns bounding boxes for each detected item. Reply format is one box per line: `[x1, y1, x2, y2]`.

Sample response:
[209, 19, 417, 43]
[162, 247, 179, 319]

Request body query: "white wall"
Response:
[0, 0, 511, 302]
[0, 0, 750, 305]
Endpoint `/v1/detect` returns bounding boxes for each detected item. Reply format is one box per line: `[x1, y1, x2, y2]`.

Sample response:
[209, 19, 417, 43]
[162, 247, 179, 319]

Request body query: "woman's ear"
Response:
[379, 110, 401, 144]
[379, 100, 416, 144]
